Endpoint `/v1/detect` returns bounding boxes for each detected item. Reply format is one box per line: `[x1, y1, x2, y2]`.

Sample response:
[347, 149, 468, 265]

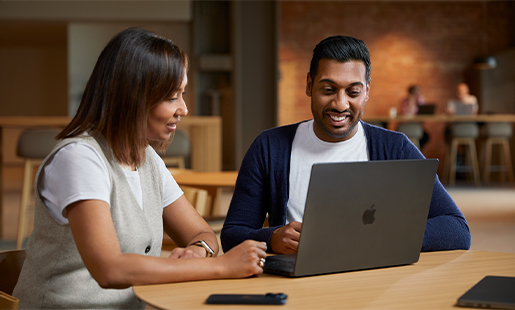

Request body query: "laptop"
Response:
[457, 276, 515, 309]
[264, 159, 438, 278]
[449, 101, 474, 115]
[417, 104, 436, 115]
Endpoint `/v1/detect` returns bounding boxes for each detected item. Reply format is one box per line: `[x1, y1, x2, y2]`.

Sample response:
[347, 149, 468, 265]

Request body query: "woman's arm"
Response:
[67, 198, 267, 289]
[162, 195, 219, 258]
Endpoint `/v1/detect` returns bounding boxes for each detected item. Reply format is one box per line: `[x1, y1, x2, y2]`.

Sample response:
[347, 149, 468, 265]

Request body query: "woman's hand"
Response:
[216, 240, 267, 278]
[168, 244, 208, 259]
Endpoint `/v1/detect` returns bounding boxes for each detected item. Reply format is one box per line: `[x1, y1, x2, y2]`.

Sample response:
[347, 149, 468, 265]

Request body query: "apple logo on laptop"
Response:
[362, 204, 376, 225]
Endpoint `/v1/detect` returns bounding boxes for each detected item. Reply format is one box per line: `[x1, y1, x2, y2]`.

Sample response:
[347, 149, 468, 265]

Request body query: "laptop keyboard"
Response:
[265, 255, 296, 270]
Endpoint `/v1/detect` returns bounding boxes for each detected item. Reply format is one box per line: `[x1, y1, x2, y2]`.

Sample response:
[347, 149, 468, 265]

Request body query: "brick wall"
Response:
[278, 1, 515, 163]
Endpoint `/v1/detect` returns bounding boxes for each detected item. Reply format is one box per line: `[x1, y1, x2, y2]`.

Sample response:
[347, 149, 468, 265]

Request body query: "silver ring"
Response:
[258, 258, 265, 268]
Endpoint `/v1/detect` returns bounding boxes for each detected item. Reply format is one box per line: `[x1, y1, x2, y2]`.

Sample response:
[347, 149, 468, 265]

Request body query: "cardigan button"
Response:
[145, 246, 151, 254]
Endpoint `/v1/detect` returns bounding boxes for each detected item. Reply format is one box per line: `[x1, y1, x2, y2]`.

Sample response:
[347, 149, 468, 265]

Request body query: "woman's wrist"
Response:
[186, 244, 210, 258]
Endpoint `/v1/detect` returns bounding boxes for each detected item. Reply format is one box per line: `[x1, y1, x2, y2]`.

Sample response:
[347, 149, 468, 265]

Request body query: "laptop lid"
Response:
[264, 159, 438, 277]
[450, 101, 474, 115]
[417, 104, 436, 115]
[457, 276, 515, 309]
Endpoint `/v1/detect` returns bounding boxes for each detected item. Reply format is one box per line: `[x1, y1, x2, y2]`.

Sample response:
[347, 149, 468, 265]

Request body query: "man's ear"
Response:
[305, 72, 312, 97]
[365, 81, 371, 102]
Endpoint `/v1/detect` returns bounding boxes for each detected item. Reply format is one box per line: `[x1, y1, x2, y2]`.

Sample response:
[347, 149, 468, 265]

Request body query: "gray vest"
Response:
[13, 135, 163, 309]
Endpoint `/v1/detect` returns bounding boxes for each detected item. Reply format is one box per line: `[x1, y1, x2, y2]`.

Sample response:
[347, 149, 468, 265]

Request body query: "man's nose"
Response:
[334, 90, 350, 111]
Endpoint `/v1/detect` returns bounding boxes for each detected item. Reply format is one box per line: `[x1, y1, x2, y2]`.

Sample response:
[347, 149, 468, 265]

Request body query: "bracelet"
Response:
[192, 240, 214, 257]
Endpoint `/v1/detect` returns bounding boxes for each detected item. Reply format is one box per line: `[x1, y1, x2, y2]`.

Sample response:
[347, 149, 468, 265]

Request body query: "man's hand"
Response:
[270, 221, 302, 254]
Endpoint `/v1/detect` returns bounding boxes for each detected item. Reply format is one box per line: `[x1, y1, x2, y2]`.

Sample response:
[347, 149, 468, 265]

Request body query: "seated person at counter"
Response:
[398, 84, 430, 148]
[444, 82, 479, 143]
[13, 27, 267, 310]
[221, 35, 471, 255]
[447, 82, 479, 115]
[399, 84, 426, 116]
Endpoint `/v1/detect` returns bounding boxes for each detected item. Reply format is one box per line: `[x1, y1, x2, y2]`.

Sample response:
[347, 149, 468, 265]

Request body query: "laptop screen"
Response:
[449, 101, 474, 115]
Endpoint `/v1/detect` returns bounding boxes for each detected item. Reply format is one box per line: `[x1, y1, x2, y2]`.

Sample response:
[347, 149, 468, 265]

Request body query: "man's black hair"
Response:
[309, 35, 371, 84]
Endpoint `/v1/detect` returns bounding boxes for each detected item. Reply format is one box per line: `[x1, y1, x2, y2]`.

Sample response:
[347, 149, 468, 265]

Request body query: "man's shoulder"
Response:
[362, 121, 404, 139]
[256, 120, 307, 142]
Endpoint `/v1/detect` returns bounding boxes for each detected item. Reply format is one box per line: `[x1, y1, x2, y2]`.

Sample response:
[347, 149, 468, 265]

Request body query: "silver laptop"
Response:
[449, 101, 474, 115]
[264, 159, 438, 278]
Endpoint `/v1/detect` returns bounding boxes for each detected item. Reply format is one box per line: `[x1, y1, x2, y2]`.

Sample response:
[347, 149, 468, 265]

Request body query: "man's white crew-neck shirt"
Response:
[286, 120, 369, 223]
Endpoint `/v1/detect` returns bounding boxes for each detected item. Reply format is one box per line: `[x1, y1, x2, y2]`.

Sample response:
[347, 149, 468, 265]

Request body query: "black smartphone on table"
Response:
[206, 293, 287, 305]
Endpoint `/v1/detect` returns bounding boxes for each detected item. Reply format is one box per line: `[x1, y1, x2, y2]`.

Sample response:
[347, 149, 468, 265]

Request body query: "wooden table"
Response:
[133, 250, 515, 309]
[169, 170, 238, 217]
[0, 116, 222, 239]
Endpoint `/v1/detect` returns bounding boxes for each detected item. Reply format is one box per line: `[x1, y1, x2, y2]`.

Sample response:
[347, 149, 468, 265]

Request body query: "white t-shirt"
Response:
[286, 120, 369, 223]
[38, 142, 183, 224]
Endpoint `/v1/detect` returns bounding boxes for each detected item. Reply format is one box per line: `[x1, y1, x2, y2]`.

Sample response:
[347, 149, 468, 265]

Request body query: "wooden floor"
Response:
[2, 165, 515, 253]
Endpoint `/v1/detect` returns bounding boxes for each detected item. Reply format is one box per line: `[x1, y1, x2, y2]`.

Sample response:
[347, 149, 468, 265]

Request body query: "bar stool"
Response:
[483, 122, 514, 185]
[16, 128, 60, 249]
[444, 122, 481, 187]
[397, 123, 424, 149]
[161, 129, 190, 168]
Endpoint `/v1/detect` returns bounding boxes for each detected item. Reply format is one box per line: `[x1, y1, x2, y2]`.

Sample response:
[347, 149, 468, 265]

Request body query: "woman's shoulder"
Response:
[49, 141, 108, 172]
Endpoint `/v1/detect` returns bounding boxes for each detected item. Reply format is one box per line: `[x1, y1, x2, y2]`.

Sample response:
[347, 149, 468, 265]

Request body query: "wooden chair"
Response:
[482, 122, 514, 185]
[0, 250, 26, 310]
[443, 122, 481, 186]
[162, 186, 224, 252]
[16, 128, 60, 249]
[397, 123, 424, 149]
[161, 129, 190, 169]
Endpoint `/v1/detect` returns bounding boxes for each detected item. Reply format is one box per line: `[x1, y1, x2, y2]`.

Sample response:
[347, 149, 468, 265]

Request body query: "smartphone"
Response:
[206, 293, 287, 305]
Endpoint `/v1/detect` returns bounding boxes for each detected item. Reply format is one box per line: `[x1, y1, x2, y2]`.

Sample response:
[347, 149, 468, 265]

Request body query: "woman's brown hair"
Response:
[57, 27, 188, 167]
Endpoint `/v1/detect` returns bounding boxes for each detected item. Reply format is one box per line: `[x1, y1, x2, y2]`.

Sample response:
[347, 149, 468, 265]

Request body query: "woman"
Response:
[13, 27, 266, 309]
[399, 85, 426, 116]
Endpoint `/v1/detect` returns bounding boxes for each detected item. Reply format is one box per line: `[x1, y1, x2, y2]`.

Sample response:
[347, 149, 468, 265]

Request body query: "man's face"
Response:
[456, 83, 469, 101]
[306, 59, 370, 142]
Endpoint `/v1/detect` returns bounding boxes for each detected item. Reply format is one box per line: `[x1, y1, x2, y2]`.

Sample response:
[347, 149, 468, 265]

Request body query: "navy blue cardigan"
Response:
[221, 121, 471, 253]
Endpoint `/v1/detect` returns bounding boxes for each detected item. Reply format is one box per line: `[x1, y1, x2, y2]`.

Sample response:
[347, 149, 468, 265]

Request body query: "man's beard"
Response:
[311, 100, 362, 140]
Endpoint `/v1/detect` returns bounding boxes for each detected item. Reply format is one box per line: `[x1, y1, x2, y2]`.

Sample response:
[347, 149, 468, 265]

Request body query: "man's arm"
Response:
[221, 134, 278, 253]
[421, 177, 471, 251]
[221, 126, 297, 253]
[396, 133, 471, 251]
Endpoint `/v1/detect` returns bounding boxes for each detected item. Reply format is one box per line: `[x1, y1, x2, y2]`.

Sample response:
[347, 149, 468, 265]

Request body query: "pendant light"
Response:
[474, 0, 496, 70]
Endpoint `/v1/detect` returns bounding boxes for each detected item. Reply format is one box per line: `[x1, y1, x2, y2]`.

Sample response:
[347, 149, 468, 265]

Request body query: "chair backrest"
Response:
[16, 128, 60, 159]
[0, 250, 26, 310]
[161, 129, 191, 168]
[181, 186, 210, 217]
[163, 129, 190, 157]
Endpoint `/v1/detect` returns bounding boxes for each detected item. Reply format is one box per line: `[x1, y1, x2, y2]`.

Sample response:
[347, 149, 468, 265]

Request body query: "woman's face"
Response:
[147, 74, 188, 141]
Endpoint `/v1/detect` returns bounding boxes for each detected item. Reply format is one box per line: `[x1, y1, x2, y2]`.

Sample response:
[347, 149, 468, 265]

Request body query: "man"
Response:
[447, 82, 479, 115]
[221, 35, 471, 254]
